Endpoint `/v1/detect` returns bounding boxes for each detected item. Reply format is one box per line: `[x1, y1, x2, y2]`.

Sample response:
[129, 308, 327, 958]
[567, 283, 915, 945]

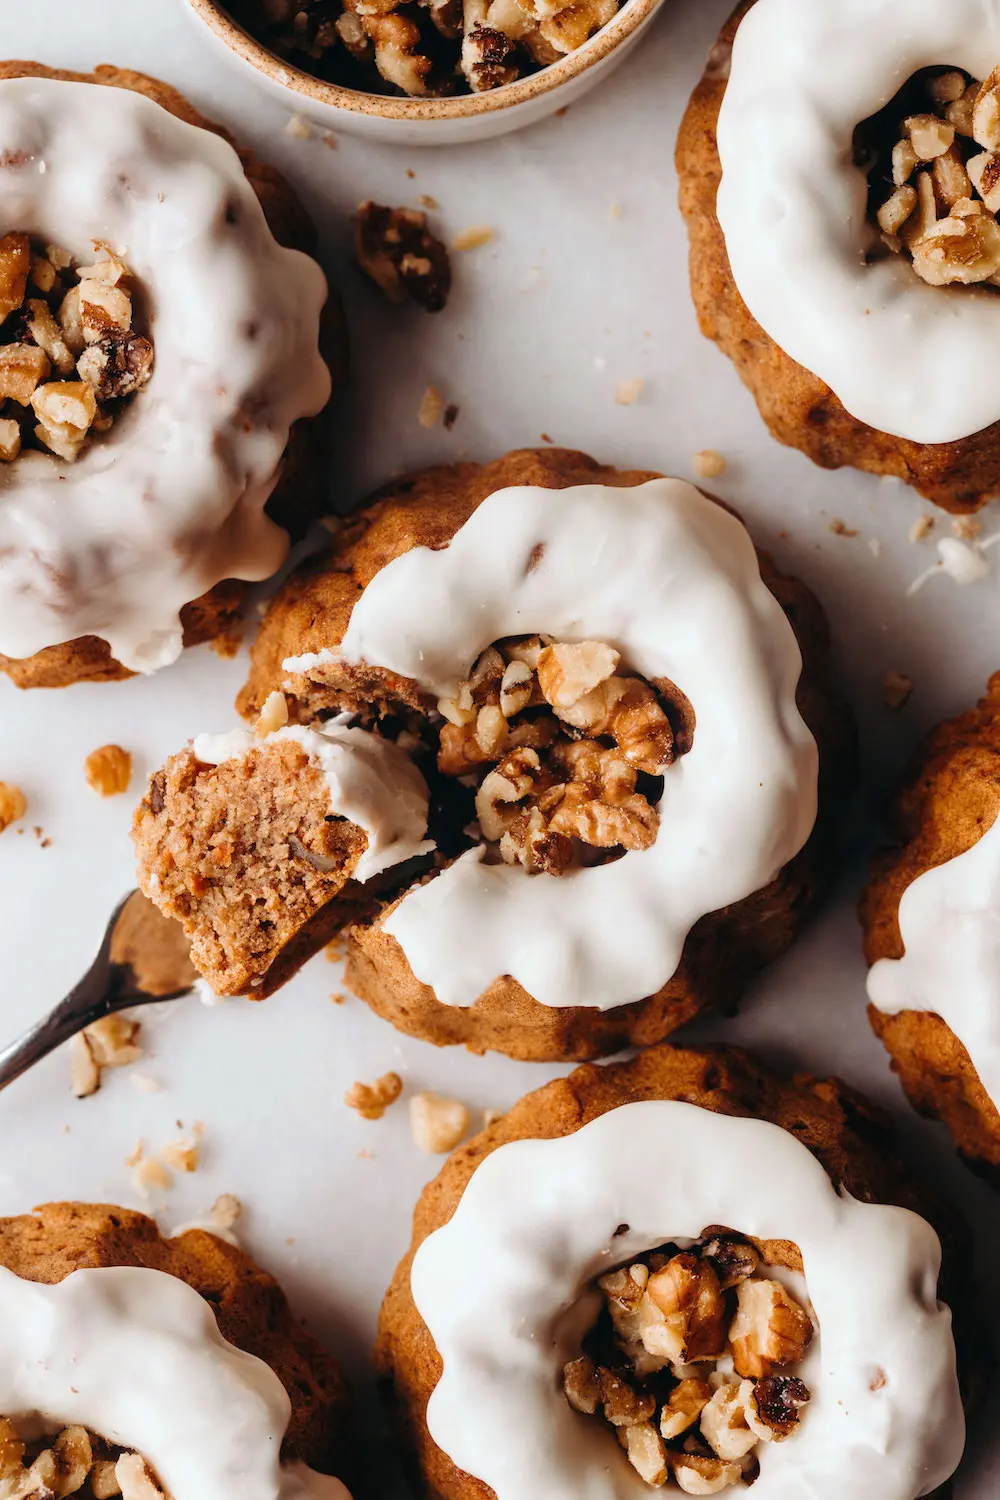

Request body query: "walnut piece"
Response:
[84, 744, 133, 797]
[0, 1421, 164, 1500]
[729, 1277, 814, 1379]
[354, 202, 452, 313]
[410, 1090, 470, 1152]
[0, 234, 29, 324]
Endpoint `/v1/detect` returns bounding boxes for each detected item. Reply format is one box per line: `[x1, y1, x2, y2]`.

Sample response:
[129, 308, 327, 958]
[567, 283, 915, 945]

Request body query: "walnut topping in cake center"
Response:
[859, 66, 1000, 287]
[0, 232, 154, 465]
[563, 1234, 814, 1492]
[436, 637, 681, 876]
[0, 1418, 169, 1500]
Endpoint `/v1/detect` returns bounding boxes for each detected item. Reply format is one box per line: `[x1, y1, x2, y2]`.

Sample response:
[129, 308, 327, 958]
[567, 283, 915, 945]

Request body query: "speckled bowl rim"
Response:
[187, 0, 663, 120]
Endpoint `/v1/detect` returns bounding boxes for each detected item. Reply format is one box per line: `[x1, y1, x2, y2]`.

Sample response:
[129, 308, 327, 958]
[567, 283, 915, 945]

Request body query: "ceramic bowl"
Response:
[186, 0, 667, 145]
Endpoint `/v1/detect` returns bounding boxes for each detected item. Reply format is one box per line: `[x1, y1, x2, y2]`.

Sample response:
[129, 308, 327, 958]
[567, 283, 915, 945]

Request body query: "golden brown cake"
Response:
[376, 1044, 979, 1500]
[862, 673, 1000, 1179]
[0, 63, 339, 689]
[0, 1201, 353, 1489]
[676, 4, 1000, 513]
[206, 446, 854, 1059]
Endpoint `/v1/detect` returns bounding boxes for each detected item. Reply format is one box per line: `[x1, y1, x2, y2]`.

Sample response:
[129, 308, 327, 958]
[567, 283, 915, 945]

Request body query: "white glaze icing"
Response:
[411, 1100, 963, 1500]
[191, 722, 433, 883]
[868, 811, 1000, 1113]
[716, 0, 1000, 444]
[0, 1263, 350, 1500]
[287, 480, 817, 1012]
[0, 77, 330, 672]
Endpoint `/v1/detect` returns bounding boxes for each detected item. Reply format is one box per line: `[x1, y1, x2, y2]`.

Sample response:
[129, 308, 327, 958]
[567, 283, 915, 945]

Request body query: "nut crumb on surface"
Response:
[160, 1138, 199, 1174]
[84, 744, 132, 797]
[0, 782, 26, 833]
[285, 114, 313, 139]
[345, 1071, 403, 1120]
[452, 225, 494, 252]
[418, 384, 445, 428]
[355, 201, 452, 313]
[70, 1016, 143, 1099]
[614, 378, 645, 406]
[883, 670, 914, 710]
[410, 1090, 470, 1153]
[952, 514, 982, 540]
[171, 1193, 242, 1247]
[692, 449, 726, 480]
[909, 514, 935, 543]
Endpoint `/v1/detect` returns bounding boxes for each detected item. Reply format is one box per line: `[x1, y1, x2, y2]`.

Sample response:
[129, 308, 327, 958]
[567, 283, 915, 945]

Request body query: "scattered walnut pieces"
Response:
[0, 781, 26, 833]
[866, 64, 1000, 288]
[409, 1089, 470, 1152]
[0, 1420, 169, 1500]
[564, 1234, 814, 1490]
[0, 236, 153, 464]
[909, 514, 935, 543]
[438, 634, 674, 876]
[345, 1070, 403, 1119]
[354, 202, 452, 312]
[84, 744, 133, 798]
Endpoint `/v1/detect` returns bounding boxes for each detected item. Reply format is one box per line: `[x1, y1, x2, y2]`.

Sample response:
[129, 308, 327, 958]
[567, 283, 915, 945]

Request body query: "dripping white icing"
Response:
[868, 811, 1000, 1113]
[0, 77, 329, 673]
[411, 1100, 963, 1500]
[191, 723, 433, 883]
[716, 0, 1000, 444]
[288, 480, 817, 1012]
[0, 1263, 350, 1500]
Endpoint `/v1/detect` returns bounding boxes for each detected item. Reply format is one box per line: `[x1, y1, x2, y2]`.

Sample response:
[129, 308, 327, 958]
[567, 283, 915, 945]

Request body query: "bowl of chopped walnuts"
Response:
[187, 0, 667, 143]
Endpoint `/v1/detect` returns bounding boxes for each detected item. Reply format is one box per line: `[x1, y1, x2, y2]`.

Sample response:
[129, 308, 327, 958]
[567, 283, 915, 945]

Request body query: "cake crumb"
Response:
[692, 449, 726, 480]
[452, 225, 494, 251]
[952, 515, 982, 541]
[84, 744, 132, 797]
[212, 625, 244, 660]
[0, 782, 26, 833]
[325, 936, 348, 962]
[286, 114, 312, 139]
[418, 384, 444, 428]
[346, 1072, 403, 1120]
[410, 1090, 470, 1153]
[419, 194, 440, 210]
[614, 378, 645, 406]
[883, 670, 914, 710]
[909, 515, 935, 543]
[828, 518, 858, 538]
[330, 992, 347, 1005]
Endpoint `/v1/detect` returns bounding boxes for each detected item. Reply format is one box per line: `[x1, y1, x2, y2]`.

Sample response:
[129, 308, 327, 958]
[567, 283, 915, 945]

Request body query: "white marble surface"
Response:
[1, 1, 999, 1496]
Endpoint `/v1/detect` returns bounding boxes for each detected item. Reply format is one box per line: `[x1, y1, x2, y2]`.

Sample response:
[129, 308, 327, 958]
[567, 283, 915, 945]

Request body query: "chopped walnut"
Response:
[0, 781, 26, 833]
[0, 1422, 165, 1500]
[254, 690, 290, 739]
[84, 744, 133, 797]
[410, 1089, 470, 1152]
[452, 224, 495, 251]
[565, 1235, 813, 1489]
[866, 64, 1000, 288]
[0, 239, 153, 465]
[728, 1278, 814, 1379]
[345, 1071, 403, 1120]
[439, 635, 674, 875]
[354, 202, 452, 312]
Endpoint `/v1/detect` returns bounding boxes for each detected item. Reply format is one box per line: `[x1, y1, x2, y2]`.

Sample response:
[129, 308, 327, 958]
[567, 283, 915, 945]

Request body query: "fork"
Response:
[0, 891, 196, 1093]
